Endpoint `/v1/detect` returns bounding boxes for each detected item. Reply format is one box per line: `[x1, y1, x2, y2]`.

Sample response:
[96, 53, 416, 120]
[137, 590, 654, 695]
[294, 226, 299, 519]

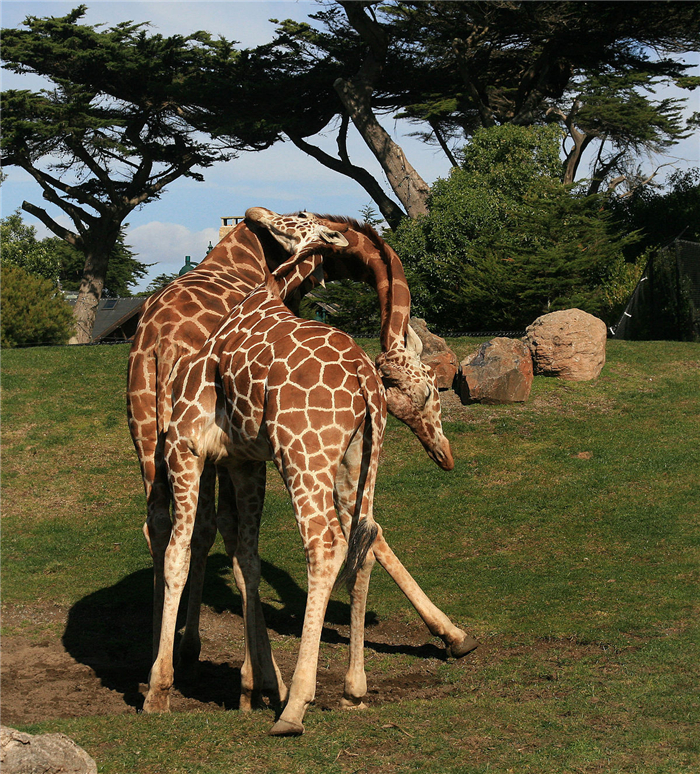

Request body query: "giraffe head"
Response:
[247, 209, 453, 470]
[376, 326, 454, 471]
[245, 207, 348, 254]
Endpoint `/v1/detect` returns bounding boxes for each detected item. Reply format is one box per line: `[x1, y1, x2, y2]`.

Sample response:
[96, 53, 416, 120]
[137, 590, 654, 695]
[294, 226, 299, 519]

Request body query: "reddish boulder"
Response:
[525, 309, 607, 381]
[409, 317, 459, 389]
[459, 337, 533, 404]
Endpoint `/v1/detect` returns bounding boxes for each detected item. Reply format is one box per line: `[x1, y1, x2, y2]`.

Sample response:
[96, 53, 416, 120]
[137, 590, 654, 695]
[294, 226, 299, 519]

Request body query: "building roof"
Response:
[68, 296, 146, 342]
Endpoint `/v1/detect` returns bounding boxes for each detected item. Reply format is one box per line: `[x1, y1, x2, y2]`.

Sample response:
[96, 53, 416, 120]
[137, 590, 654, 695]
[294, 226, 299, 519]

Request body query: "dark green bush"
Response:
[1, 263, 75, 347]
[388, 125, 639, 331]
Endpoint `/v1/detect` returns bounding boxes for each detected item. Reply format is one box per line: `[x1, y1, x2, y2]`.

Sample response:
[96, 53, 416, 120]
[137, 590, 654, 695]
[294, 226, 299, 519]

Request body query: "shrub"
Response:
[1, 263, 75, 347]
[388, 124, 639, 331]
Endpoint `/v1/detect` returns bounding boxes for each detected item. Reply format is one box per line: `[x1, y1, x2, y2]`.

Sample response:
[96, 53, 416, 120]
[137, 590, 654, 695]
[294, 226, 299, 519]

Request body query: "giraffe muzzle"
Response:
[427, 436, 454, 471]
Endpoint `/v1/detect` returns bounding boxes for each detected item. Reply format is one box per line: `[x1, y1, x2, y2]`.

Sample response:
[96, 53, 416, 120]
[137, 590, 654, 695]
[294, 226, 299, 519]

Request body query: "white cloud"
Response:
[127, 221, 219, 287]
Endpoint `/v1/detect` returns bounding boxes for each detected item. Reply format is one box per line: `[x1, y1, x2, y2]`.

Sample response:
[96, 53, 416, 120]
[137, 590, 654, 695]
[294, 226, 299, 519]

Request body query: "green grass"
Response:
[2, 340, 699, 773]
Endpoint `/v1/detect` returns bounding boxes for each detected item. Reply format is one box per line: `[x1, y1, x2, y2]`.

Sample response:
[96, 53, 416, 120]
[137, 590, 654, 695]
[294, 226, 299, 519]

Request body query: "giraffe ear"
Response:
[318, 226, 349, 247]
[405, 325, 424, 358]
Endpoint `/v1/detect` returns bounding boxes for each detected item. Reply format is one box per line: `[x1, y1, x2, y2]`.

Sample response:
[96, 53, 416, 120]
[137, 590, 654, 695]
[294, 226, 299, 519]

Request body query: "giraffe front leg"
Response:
[144, 445, 202, 713]
[371, 536, 478, 658]
[335, 439, 478, 660]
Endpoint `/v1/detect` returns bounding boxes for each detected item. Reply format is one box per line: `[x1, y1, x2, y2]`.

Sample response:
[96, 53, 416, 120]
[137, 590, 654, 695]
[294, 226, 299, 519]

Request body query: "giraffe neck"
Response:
[319, 226, 412, 353]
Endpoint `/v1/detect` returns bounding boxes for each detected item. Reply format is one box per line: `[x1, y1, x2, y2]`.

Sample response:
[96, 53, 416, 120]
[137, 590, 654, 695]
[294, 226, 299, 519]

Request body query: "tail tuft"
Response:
[336, 518, 378, 588]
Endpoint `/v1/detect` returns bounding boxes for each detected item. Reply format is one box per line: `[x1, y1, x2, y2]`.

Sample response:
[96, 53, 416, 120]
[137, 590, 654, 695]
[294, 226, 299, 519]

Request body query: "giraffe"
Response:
[127, 209, 349, 668]
[145, 270, 457, 735]
[126, 208, 477, 692]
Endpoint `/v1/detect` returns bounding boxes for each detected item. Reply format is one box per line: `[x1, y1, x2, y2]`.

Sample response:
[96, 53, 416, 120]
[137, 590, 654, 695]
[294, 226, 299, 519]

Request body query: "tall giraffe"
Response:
[146, 272, 457, 735]
[127, 208, 476, 683]
[127, 210, 349, 663]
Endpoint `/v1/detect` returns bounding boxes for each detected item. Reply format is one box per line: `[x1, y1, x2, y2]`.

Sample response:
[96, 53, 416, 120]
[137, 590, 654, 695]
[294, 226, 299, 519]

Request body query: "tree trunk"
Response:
[336, 1, 431, 218]
[69, 234, 118, 344]
[334, 77, 431, 218]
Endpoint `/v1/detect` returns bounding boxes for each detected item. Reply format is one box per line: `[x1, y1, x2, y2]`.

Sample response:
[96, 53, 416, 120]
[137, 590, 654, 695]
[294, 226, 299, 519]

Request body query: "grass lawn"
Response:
[1, 339, 699, 773]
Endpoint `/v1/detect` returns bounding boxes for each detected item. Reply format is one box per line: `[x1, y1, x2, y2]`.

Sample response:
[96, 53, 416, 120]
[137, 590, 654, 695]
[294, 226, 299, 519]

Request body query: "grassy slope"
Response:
[1, 340, 699, 773]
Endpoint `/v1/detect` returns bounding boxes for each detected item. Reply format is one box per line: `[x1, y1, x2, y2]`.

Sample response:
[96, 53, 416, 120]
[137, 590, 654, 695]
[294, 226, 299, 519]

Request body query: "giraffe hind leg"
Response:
[144, 446, 203, 713]
[176, 462, 218, 682]
[227, 461, 287, 712]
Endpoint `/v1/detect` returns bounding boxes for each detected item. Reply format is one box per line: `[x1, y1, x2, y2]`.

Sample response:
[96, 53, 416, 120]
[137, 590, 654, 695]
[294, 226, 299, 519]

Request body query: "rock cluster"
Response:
[454, 309, 607, 404]
[1, 726, 97, 774]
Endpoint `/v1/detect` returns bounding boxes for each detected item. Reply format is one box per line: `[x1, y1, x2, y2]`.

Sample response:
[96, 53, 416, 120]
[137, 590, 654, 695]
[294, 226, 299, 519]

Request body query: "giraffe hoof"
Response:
[446, 632, 479, 659]
[142, 691, 171, 714]
[269, 719, 305, 737]
[340, 696, 368, 711]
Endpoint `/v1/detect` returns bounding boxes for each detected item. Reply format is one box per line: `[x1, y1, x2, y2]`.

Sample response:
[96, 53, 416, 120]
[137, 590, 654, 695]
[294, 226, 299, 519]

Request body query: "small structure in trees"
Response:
[611, 240, 700, 340]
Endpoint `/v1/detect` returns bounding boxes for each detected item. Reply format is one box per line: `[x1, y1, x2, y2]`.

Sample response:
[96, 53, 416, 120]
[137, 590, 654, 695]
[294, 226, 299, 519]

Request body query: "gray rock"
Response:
[1, 726, 97, 774]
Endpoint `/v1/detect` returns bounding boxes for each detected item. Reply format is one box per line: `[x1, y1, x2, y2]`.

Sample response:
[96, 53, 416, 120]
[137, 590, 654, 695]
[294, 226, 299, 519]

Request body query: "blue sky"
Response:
[2, 1, 699, 290]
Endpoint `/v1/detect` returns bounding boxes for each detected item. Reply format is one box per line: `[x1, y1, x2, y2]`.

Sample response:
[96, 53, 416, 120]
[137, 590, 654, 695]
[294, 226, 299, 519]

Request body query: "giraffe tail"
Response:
[336, 358, 385, 588]
[338, 517, 379, 589]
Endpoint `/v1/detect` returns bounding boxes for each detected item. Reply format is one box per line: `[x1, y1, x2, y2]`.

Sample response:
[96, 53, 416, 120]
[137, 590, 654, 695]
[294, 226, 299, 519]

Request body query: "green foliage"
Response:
[0, 263, 74, 347]
[615, 168, 700, 253]
[390, 125, 639, 330]
[244, 1, 700, 212]
[137, 272, 180, 297]
[299, 280, 381, 337]
[0, 209, 61, 281]
[1, 211, 149, 296]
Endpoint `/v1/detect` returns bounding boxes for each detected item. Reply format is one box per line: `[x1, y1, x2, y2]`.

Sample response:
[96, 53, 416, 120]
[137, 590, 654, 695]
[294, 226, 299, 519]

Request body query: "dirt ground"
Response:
[1, 600, 484, 727]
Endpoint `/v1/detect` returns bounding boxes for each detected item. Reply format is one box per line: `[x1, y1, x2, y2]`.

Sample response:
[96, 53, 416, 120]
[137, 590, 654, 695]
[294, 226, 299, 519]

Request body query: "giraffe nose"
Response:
[427, 436, 454, 471]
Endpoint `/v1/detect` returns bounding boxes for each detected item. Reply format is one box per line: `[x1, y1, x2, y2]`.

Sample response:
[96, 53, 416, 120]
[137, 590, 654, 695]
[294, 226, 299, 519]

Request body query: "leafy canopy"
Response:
[1, 210, 149, 297]
[0, 210, 62, 281]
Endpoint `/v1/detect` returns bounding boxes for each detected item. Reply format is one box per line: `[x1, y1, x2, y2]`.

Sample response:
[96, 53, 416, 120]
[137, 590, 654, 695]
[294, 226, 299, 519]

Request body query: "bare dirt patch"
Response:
[1, 602, 481, 726]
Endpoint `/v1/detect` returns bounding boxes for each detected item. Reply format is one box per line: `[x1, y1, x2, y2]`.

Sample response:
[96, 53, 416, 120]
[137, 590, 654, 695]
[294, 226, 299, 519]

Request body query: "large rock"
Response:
[409, 317, 459, 389]
[459, 337, 533, 404]
[525, 309, 607, 381]
[1, 726, 97, 774]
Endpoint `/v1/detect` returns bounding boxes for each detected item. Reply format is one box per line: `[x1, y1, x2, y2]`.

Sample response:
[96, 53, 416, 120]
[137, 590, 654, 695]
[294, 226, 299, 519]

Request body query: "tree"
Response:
[49, 231, 150, 298]
[388, 124, 640, 331]
[1, 263, 75, 348]
[1, 211, 149, 296]
[0, 209, 61, 281]
[1, 7, 235, 342]
[137, 272, 180, 297]
[221, 1, 699, 222]
[614, 168, 700, 253]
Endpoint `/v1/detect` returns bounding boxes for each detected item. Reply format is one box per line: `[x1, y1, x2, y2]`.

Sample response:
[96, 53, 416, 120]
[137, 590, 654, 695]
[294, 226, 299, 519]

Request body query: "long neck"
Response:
[190, 221, 287, 285]
[322, 229, 411, 353]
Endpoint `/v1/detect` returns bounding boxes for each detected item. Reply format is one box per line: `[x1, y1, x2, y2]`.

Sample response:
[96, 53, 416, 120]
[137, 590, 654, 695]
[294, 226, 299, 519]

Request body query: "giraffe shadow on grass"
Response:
[62, 552, 442, 712]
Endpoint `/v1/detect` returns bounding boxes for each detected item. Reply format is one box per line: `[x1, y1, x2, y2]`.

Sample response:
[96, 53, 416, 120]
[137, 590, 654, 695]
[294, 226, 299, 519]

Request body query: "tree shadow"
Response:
[62, 552, 439, 713]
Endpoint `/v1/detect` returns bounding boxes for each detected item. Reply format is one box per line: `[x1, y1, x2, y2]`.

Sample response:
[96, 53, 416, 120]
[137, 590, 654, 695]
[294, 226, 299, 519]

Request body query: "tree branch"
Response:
[18, 161, 98, 234]
[21, 200, 81, 246]
[287, 131, 406, 229]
